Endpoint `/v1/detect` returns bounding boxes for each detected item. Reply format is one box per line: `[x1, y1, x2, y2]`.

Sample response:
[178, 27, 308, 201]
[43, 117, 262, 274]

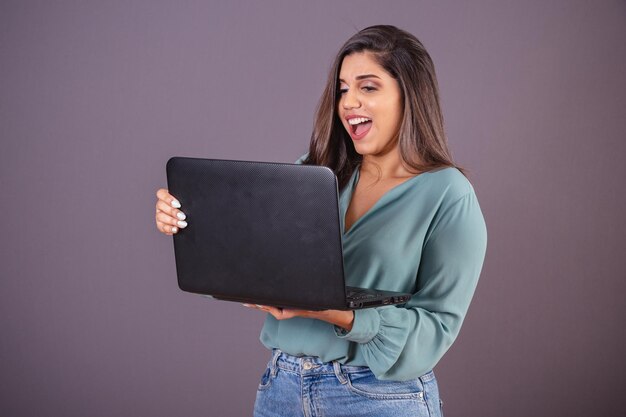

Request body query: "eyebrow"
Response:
[338, 74, 382, 82]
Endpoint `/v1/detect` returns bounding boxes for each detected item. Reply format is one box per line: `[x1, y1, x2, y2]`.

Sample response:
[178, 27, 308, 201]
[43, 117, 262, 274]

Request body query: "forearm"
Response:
[314, 309, 354, 331]
[244, 304, 354, 331]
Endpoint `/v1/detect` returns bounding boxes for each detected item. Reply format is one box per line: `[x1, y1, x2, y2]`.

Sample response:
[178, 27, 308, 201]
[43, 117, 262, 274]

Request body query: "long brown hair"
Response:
[304, 25, 466, 189]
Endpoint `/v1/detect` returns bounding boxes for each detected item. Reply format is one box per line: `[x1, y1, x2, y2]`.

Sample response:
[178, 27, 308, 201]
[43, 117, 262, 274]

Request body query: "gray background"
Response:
[1, 1, 625, 416]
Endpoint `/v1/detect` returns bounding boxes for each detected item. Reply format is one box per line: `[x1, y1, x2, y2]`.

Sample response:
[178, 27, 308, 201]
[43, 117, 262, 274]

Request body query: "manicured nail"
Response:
[177, 220, 187, 228]
[176, 212, 186, 220]
[171, 199, 181, 209]
[171, 227, 178, 233]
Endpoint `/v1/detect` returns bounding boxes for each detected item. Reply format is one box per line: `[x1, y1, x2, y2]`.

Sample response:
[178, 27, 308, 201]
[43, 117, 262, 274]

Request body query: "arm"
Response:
[245, 305, 354, 331]
[334, 192, 488, 380]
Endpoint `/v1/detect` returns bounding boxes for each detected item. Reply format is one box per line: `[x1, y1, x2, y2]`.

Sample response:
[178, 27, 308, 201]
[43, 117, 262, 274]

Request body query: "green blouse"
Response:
[259, 155, 488, 381]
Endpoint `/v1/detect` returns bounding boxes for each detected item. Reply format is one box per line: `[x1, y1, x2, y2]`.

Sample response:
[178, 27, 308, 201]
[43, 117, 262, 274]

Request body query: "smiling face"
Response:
[337, 52, 404, 158]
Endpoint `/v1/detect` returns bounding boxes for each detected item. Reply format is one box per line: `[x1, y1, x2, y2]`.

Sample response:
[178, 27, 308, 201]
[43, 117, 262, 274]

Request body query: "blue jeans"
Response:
[253, 349, 444, 417]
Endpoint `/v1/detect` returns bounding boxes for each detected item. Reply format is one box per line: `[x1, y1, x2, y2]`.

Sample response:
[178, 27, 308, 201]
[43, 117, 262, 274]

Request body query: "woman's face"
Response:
[337, 52, 403, 158]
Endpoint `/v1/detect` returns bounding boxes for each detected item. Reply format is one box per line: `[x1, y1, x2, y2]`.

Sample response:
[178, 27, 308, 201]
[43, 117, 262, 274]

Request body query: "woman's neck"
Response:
[360, 148, 418, 180]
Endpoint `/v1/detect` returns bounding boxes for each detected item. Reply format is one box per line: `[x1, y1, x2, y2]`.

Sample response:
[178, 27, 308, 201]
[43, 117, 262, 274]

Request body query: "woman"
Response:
[155, 25, 487, 417]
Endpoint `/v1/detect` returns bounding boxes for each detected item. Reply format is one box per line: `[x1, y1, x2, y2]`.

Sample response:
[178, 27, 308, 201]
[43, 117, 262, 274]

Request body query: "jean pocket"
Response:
[257, 366, 274, 391]
[345, 370, 425, 401]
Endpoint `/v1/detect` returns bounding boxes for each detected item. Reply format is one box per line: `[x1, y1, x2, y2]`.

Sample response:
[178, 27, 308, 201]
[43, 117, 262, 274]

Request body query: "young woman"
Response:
[155, 25, 487, 417]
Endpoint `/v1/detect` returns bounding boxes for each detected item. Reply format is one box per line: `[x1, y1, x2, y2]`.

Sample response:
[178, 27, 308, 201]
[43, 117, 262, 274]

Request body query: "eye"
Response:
[362, 85, 377, 92]
[338, 87, 348, 96]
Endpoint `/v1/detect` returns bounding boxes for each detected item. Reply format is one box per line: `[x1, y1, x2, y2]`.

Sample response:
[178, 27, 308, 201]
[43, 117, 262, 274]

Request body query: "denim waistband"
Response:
[268, 349, 435, 382]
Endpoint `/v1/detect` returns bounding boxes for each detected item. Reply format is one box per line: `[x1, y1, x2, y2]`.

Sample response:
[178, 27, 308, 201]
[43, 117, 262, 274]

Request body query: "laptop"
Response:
[166, 156, 412, 310]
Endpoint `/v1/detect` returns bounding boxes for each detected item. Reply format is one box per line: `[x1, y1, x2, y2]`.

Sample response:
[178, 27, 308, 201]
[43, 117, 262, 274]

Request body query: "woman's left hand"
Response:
[243, 304, 354, 332]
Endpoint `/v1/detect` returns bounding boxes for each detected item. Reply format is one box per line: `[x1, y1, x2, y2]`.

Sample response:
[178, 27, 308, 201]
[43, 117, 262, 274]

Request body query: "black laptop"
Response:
[165, 157, 412, 310]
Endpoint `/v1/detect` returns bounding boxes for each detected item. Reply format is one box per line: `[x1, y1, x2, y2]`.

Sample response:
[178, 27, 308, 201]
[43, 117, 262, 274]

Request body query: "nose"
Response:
[341, 88, 361, 110]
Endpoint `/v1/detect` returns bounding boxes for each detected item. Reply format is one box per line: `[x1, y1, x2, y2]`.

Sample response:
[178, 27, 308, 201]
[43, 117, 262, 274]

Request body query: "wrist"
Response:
[329, 310, 354, 332]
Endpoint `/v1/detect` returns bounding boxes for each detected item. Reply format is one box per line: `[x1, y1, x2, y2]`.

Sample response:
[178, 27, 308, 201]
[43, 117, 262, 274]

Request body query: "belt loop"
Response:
[418, 370, 433, 384]
[333, 361, 348, 385]
[270, 349, 281, 377]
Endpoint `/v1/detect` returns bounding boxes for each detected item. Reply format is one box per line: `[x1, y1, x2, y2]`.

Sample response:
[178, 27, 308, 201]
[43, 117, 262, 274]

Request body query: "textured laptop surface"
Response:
[166, 157, 350, 310]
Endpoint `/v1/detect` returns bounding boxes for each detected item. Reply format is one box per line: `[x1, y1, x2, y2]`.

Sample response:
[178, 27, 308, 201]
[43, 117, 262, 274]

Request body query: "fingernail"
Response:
[176, 212, 186, 220]
[177, 220, 187, 228]
[171, 227, 178, 233]
[171, 199, 181, 208]
[243, 304, 251, 307]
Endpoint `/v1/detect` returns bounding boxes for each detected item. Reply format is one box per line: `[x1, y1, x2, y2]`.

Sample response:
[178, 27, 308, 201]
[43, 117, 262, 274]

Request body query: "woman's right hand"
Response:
[155, 188, 188, 235]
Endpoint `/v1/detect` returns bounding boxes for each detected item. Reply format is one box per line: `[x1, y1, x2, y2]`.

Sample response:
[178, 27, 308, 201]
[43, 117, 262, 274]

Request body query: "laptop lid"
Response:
[166, 157, 350, 310]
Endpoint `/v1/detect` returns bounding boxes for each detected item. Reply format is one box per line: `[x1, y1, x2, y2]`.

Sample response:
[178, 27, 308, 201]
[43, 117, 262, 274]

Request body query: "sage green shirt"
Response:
[259, 155, 488, 381]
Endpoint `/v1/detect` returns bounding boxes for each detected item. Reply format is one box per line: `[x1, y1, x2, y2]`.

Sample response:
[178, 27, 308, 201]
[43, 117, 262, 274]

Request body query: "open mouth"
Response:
[348, 117, 372, 138]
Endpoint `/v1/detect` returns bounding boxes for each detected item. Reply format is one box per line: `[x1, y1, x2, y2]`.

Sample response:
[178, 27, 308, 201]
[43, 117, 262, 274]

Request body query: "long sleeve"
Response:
[334, 191, 488, 380]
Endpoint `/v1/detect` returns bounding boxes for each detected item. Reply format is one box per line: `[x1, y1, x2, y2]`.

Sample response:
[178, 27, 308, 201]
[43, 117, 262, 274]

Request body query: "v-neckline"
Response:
[342, 167, 425, 236]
